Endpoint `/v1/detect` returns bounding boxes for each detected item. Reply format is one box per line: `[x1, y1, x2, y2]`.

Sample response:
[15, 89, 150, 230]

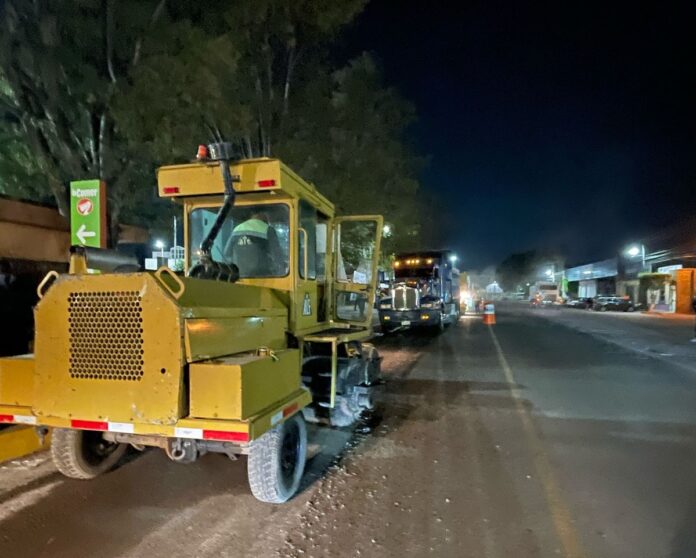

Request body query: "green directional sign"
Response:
[70, 179, 107, 248]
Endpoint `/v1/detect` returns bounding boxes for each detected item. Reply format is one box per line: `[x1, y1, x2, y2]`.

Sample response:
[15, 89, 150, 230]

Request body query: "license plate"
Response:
[401, 320, 410, 326]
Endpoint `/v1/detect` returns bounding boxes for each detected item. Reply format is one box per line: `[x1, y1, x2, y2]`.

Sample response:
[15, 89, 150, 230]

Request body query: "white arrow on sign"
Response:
[76, 223, 96, 244]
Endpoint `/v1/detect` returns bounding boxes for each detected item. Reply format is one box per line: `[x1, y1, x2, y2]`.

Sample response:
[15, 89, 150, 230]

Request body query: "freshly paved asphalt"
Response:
[1, 304, 695, 557]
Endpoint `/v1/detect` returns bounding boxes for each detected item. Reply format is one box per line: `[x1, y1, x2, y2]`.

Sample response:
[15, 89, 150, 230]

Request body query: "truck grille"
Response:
[68, 291, 144, 381]
[393, 286, 419, 310]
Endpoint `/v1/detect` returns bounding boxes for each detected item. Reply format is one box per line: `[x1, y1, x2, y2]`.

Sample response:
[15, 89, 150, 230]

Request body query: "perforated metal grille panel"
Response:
[393, 286, 419, 310]
[68, 291, 144, 381]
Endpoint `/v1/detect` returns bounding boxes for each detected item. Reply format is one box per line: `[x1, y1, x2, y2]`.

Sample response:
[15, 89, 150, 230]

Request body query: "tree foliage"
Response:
[496, 251, 538, 292]
[278, 54, 423, 252]
[0, 0, 425, 251]
[0, 0, 175, 239]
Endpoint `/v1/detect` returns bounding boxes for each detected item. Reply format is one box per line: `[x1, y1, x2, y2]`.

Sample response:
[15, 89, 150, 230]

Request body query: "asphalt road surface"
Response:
[2, 304, 696, 558]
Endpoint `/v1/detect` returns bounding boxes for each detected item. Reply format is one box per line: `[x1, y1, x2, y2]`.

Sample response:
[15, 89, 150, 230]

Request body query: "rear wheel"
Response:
[330, 394, 363, 427]
[51, 428, 126, 479]
[248, 414, 307, 503]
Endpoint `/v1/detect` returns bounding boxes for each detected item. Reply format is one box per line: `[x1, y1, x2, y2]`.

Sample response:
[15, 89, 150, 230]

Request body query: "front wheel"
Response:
[248, 414, 307, 503]
[51, 428, 127, 479]
[437, 309, 446, 331]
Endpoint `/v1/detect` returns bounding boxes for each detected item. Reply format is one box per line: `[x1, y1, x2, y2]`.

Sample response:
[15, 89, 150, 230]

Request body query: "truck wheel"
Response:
[330, 395, 362, 427]
[51, 428, 126, 480]
[248, 414, 307, 503]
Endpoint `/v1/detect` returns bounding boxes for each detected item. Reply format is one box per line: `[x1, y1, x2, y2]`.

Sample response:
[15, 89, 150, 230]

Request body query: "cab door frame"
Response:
[330, 215, 383, 329]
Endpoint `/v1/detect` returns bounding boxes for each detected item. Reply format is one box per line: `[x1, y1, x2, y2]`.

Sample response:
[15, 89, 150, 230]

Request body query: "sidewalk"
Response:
[646, 311, 696, 322]
[527, 306, 696, 374]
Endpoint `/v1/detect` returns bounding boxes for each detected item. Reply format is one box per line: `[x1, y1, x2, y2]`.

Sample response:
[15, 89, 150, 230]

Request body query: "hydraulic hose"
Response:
[189, 142, 239, 282]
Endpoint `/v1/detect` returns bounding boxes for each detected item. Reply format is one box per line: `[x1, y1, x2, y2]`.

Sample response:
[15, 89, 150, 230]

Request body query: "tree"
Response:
[0, 0, 427, 253]
[496, 251, 538, 292]
[218, 0, 368, 158]
[278, 54, 424, 254]
[0, 0, 173, 242]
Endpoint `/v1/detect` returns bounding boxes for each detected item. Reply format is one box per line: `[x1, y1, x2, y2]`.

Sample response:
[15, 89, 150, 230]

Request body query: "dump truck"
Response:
[0, 143, 383, 503]
[378, 251, 460, 332]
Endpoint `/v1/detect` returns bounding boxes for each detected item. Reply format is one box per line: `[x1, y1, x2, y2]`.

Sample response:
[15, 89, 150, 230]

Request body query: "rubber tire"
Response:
[51, 428, 127, 480]
[248, 414, 307, 503]
[330, 395, 362, 427]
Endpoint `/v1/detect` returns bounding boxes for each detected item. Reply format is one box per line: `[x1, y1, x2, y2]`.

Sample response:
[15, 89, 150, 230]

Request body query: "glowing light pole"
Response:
[625, 244, 646, 270]
[154, 239, 165, 259]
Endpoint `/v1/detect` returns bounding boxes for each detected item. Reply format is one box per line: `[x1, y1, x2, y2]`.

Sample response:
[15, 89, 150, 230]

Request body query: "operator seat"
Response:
[229, 234, 272, 277]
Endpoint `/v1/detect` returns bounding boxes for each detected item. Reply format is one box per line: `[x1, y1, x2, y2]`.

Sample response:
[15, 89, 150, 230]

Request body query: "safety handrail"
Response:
[36, 270, 59, 300]
[298, 227, 309, 280]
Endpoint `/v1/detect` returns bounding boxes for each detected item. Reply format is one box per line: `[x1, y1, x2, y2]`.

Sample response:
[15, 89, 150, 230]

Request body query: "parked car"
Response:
[531, 294, 561, 308]
[592, 295, 634, 312]
[566, 297, 593, 309]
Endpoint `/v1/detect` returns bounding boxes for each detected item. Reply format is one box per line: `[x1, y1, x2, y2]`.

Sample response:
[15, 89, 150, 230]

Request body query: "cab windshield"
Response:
[395, 267, 436, 280]
[189, 204, 290, 278]
[394, 268, 440, 297]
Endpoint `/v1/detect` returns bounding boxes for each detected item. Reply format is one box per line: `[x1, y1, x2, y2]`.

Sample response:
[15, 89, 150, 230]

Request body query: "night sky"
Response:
[344, 1, 696, 268]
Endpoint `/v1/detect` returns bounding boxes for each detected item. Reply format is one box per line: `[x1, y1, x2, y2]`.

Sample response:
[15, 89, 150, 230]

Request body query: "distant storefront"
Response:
[565, 258, 618, 298]
[636, 268, 696, 314]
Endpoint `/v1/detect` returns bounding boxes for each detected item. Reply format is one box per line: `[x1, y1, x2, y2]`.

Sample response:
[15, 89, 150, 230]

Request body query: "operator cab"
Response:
[379, 251, 460, 332]
[157, 148, 382, 336]
[189, 204, 289, 278]
[393, 251, 459, 305]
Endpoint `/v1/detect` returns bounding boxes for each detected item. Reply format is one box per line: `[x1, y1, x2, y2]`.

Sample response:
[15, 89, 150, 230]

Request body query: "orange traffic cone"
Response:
[482, 303, 496, 325]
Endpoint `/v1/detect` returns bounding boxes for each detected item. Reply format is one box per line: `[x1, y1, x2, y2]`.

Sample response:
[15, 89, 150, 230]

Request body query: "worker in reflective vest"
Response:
[227, 212, 282, 277]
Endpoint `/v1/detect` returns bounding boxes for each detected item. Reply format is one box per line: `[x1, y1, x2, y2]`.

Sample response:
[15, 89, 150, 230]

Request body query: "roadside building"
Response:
[0, 194, 149, 354]
[617, 218, 696, 313]
[565, 258, 618, 299]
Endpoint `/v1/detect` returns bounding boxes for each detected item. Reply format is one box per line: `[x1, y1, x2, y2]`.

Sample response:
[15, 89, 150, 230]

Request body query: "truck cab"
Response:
[378, 251, 460, 332]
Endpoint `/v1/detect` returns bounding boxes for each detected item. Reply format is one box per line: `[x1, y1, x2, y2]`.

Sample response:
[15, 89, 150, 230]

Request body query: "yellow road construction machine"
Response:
[0, 143, 383, 503]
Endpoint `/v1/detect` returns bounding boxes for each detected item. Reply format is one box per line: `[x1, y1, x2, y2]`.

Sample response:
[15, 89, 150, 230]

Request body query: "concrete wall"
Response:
[0, 195, 149, 355]
[0, 195, 151, 261]
[0, 197, 70, 263]
[675, 269, 695, 314]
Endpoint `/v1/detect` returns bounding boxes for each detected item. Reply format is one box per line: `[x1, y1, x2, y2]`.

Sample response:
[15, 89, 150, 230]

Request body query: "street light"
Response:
[545, 268, 554, 278]
[624, 243, 646, 270]
[449, 255, 458, 263]
[154, 239, 165, 259]
[382, 224, 392, 238]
